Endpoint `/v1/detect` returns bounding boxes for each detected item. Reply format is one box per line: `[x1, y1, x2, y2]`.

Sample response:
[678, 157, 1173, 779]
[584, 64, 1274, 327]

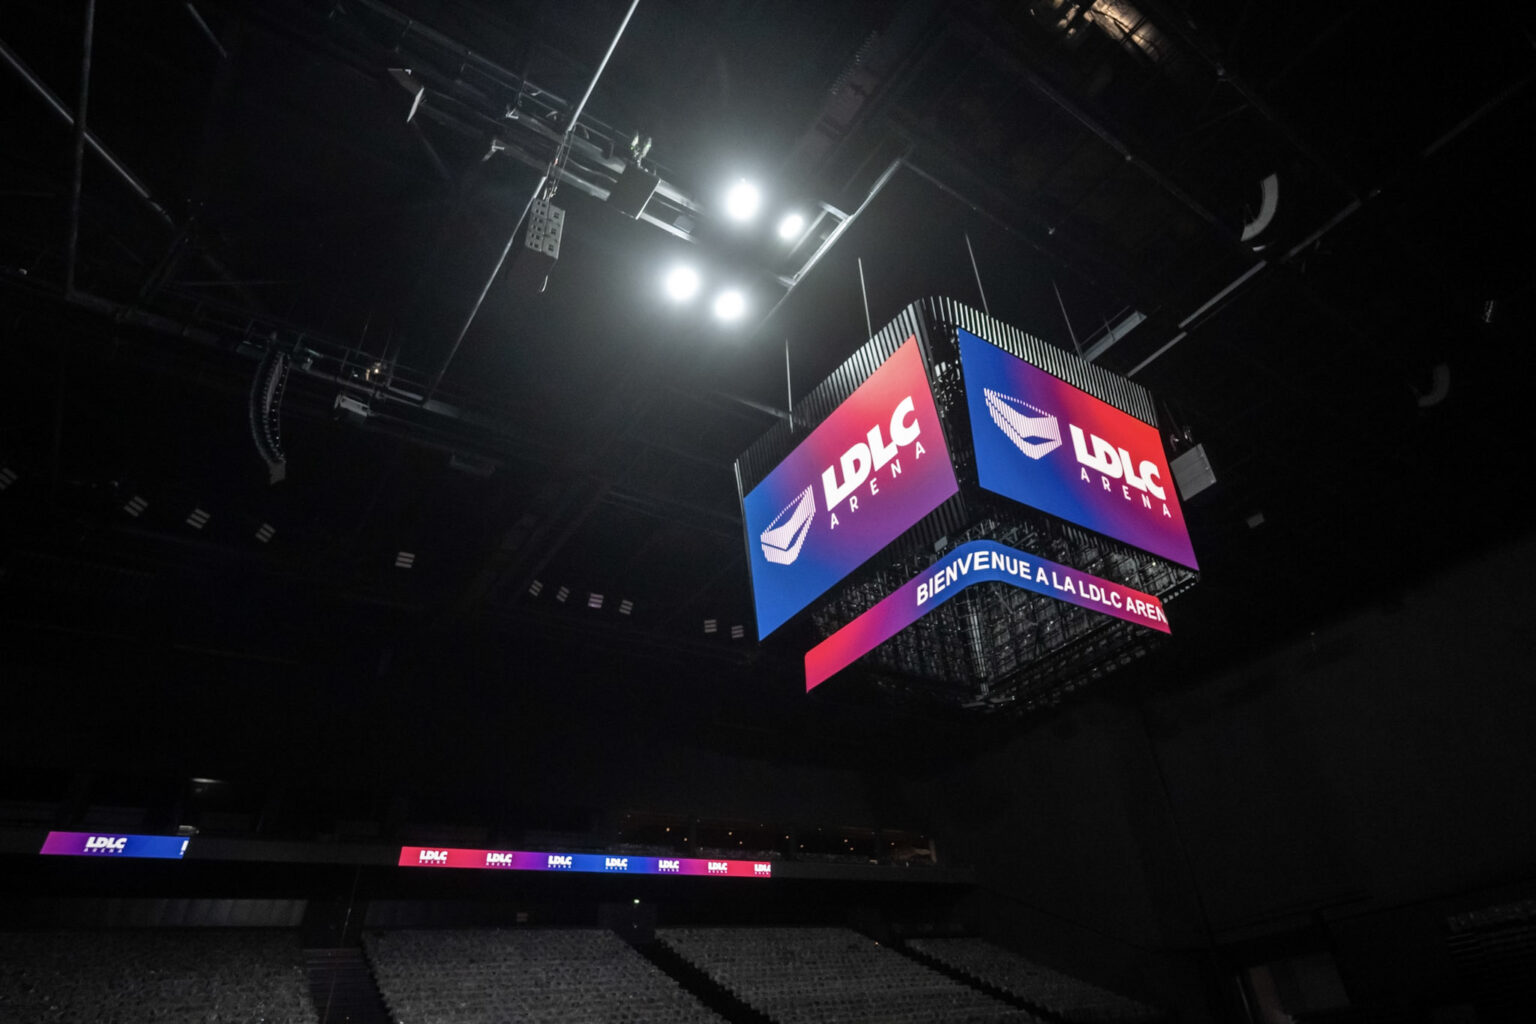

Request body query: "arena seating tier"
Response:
[658, 926, 1037, 1023]
[365, 927, 723, 1023]
[0, 929, 318, 1023]
[909, 936, 1162, 1023]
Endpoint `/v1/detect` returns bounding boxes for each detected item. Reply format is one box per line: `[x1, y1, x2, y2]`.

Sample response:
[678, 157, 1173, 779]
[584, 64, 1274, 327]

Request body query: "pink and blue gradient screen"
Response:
[399, 847, 772, 878]
[39, 832, 188, 859]
[959, 329, 1197, 569]
[741, 337, 959, 638]
[804, 539, 1171, 690]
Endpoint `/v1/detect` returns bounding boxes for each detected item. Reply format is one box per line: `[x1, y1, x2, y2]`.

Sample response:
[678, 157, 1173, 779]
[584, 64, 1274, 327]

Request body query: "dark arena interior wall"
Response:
[4, 631, 900, 832]
[900, 532, 1536, 1014]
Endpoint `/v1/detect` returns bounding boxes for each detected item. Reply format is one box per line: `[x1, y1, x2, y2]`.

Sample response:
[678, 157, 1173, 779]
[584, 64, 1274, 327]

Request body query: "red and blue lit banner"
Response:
[959, 329, 1197, 569]
[39, 831, 189, 859]
[398, 847, 773, 878]
[805, 539, 1170, 691]
[742, 337, 959, 638]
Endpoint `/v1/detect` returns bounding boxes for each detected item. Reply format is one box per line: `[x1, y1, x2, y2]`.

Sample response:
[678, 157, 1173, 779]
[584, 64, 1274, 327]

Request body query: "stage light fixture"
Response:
[724, 179, 761, 221]
[394, 551, 415, 569]
[664, 265, 701, 302]
[712, 289, 747, 321]
[618, 598, 634, 616]
[254, 523, 276, 543]
[186, 508, 210, 530]
[529, 580, 544, 597]
[124, 495, 148, 517]
[0, 466, 17, 491]
[777, 212, 805, 240]
[556, 585, 570, 603]
[587, 592, 604, 610]
[704, 618, 718, 634]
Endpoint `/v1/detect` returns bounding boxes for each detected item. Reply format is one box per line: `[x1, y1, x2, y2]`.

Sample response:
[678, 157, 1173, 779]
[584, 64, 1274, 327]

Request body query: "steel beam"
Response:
[64, 0, 96, 296]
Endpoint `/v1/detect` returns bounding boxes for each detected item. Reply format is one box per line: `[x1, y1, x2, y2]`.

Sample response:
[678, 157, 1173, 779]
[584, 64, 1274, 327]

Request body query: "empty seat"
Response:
[908, 937, 1163, 1023]
[365, 927, 723, 1023]
[657, 926, 1036, 1024]
[0, 929, 318, 1024]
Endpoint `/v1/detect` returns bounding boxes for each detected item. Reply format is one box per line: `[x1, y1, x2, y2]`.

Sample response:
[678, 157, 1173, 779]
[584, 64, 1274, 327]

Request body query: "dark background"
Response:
[3, 1, 1535, 1018]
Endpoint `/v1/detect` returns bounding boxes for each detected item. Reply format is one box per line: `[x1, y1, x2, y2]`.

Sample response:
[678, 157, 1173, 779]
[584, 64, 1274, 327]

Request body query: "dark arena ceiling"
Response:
[2, 0, 1534, 799]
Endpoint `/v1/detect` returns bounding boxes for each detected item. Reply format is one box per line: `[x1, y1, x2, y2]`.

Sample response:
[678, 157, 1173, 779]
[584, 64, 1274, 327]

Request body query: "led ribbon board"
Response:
[742, 337, 959, 638]
[39, 832, 189, 859]
[399, 847, 773, 878]
[959, 329, 1197, 569]
[805, 540, 1170, 690]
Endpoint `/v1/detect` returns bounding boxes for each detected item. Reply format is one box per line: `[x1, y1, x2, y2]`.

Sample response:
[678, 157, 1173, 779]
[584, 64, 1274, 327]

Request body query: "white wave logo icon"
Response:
[759, 485, 815, 565]
[984, 388, 1062, 460]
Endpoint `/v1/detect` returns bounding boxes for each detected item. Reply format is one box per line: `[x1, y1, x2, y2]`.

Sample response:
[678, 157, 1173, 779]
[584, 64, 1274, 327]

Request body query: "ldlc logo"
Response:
[984, 389, 1061, 460]
[1070, 425, 1168, 508]
[759, 396, 927, 566]
[759, 486, 814, 565]
[987, 388, 1172, 517]
[85, 836, 126, 853]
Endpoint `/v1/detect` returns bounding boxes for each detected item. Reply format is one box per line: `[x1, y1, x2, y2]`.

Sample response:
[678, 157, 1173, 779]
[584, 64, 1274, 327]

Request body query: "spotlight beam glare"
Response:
[724, 179, 761, 222]
[713, 289, 747, 322]
[664, 265, 701, 302]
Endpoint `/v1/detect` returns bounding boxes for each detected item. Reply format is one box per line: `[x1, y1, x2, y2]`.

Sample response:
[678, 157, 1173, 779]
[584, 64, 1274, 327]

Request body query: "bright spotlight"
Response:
[713, 289, 747, 321]
[724, 179, 761, 221]
[664, 265, 701, 301]
[777, 212, 806, 240]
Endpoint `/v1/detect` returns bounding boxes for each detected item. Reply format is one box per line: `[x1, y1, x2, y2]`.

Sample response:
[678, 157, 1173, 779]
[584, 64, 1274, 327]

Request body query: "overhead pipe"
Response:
[64, 0, 96, 296]
[1128, 69, 1529, 379]
[0, 32, 262, 310]
[0, 35, 175, 228]
[183, 3, 230, 61]
[431, 0, 642, 396]
[5, 272, 564, 464]
[1132, 0, 1362, 200]
[754, 153, 908, 340]
[954, 24, 1233, 240]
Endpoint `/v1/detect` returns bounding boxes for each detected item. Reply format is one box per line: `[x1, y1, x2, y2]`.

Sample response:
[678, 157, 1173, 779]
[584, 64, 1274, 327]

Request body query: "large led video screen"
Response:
[399, 847, 772, 878]
[803, 539, 1171, 690]
[959, 329, 1198, 569]
[741, 337, 959, 638]
[39, 831, 189, 859]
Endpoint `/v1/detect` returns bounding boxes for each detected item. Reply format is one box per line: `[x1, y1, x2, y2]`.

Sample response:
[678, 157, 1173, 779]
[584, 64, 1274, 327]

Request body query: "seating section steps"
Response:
[365, 927, 724, 1023]
[307, 946, 391, 1024]
[0, 928, 319, 1023]
[636, 934, 777, 1024]
[658, 925, 1038, 1024]
[908, 937, 1163, 1023]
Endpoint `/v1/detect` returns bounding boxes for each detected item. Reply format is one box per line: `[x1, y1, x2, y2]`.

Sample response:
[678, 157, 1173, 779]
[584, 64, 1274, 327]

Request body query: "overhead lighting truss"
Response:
[324, 0, 887, 324]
